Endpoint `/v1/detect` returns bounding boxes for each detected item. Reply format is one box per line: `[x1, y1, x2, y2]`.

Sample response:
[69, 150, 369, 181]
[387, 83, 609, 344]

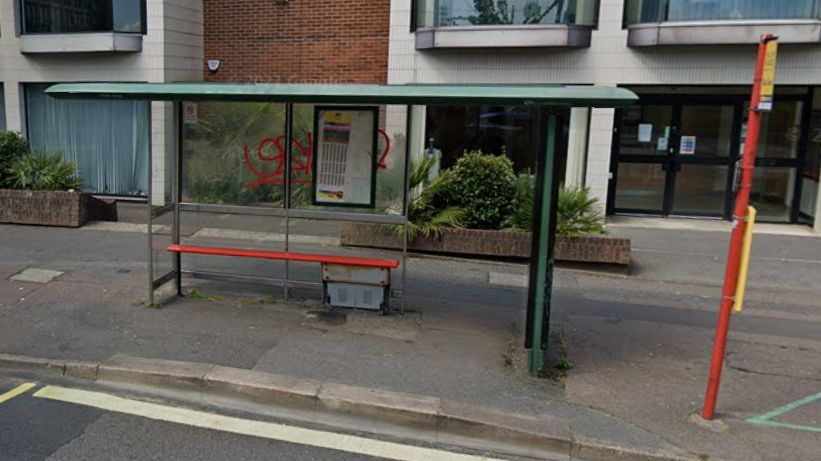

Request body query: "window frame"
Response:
[19, 0, 147, 36]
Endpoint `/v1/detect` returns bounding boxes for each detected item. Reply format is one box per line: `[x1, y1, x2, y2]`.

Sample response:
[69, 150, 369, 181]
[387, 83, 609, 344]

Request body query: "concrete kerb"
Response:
[0, 353, 697, 461]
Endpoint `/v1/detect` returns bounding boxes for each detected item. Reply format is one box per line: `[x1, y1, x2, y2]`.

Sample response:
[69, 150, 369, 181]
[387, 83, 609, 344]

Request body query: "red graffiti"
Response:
[244, 130, 391, 189]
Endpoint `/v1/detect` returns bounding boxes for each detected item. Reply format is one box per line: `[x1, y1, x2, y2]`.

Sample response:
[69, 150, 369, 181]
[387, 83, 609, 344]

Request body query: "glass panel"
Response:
[678, 105, 734, 158]
[26, 83, 149, 196]
[415, 0, 436, 28]
[801, 91, 821, 222]
[436, 0, 599, 27]
[112, 0, 144, 32]
[742, 101, 803, 159]
[625, 0, 821, 24]
[425, 104, 554, 173]
[615, 163, 666, 211]
[182, 101, 287, 207]
[150, 208, 174, 288]
[672, 165, 728, 215]
[22, 0, 144, 34]
[749, 167, 797, 222]
[619, 105, 672, 156]
[624, 0, 666, 24]
[289, 104, 408, 214]
[0, 84, 5, 131]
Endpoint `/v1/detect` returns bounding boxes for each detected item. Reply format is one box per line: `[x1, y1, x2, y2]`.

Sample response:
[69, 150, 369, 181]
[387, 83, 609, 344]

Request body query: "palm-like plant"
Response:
[6, 151, 83, 191]
[556, 186, 605, 237]
[389, 156, 465, 242]
[509, 181, 605, 237]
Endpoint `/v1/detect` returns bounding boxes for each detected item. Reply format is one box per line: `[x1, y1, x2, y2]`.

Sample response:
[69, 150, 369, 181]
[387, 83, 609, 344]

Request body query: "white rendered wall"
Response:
[388, 0, 821, 227]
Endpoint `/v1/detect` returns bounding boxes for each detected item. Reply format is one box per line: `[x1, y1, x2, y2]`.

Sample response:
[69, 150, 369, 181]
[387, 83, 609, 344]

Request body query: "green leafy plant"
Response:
[510, 170, 535, 231]
[509, 183, 605, 237]
[388, 156, 465, 241]
[556, 186, 605, 237]
[441, 150, 517, 230]
[6, 151, 83, 191]
[0, 132, 31, 187]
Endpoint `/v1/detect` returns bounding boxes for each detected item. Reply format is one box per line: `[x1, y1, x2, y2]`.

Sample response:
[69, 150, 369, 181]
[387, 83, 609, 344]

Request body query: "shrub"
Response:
[509, 183, 606, 237]
[441, 150, 517, 230]
[510, 170, 535, 231]
[6, 151, 83, 191]
[388, 156, 465, 241]
[0, 132, 31, 187]
[556, 186, 605, 237]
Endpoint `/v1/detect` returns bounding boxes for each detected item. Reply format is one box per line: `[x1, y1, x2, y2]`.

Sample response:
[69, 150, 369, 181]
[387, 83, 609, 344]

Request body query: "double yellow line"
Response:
[0, 382, 37, 405]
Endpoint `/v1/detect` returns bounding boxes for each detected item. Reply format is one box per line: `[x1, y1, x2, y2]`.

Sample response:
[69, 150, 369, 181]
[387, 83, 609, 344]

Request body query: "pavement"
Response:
[1, 207, 820, 461]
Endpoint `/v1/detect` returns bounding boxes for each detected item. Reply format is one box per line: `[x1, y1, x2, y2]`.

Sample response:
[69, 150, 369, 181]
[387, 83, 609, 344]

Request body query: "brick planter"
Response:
[340, 223, 630, 267]
[0, 190, 118, 228]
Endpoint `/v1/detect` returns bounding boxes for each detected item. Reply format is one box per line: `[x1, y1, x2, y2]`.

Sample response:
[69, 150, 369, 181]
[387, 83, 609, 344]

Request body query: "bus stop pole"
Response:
[526, 115, 558, 375]
[703, 34, 777, 420]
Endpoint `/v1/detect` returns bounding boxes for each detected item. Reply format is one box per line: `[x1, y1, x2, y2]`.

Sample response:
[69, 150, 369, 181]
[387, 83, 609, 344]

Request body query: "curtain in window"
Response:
[26, 84, 148, 196]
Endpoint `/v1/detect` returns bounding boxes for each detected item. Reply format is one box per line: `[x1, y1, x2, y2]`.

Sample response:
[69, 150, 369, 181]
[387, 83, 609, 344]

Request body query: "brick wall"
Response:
[340, 223, 631, 266]
[203, 0, 390, 84]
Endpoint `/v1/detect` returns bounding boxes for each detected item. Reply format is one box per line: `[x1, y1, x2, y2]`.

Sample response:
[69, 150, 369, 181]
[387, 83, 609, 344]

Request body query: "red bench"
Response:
[167, 245, 399, 269]
[167, 244, 399, 312]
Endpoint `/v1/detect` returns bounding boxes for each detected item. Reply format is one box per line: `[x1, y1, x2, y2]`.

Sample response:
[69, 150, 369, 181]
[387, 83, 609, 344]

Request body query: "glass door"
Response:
[612, 100, 739, 218]
[740, 99, 807, 223]
[612, 104, 674, 215]
[669, 104, 737, 217]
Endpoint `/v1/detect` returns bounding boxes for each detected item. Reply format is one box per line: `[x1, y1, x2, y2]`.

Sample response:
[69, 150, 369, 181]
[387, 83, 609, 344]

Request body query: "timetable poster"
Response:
[312, 107, 378, 207]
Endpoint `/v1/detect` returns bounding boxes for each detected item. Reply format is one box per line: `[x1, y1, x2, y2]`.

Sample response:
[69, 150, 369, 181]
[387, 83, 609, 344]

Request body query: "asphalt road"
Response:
[0, 374, 516, 461]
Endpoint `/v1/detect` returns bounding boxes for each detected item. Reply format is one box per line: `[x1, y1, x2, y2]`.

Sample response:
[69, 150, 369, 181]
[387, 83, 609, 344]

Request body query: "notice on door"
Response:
[680, 136, 697, 155]
[657, 137, 668, 151]
[638, 124, 652, 143]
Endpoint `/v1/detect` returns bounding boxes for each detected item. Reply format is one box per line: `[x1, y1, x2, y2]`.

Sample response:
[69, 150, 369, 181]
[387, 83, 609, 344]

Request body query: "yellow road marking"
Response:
[0, 382, 37, 405]
[34, 386, 505, 461]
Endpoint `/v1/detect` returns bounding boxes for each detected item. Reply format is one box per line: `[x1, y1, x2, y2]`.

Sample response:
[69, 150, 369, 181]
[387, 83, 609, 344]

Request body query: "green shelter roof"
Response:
[46, 83, 637, 107]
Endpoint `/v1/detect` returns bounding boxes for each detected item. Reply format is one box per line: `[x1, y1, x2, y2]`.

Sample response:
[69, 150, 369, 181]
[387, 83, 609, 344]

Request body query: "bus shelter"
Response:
[47, 83, 637, 374]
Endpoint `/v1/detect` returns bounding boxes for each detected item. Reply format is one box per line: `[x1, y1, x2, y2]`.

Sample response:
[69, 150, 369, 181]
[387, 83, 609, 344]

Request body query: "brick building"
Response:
[203, 0, 391, 85]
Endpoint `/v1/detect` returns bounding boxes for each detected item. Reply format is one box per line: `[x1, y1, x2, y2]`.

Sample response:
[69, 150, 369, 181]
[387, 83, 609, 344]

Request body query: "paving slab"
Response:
[10, 268, 64, 283]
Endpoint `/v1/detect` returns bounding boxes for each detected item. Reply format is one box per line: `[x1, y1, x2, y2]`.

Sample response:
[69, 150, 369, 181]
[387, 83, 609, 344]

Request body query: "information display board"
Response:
[312, 106, 378, 208]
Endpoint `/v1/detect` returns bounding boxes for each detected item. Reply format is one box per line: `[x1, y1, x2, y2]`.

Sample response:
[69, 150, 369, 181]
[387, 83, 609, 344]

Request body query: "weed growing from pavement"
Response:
[186, 287, 223, 302]
[132, 300, 161, 309]
[238, 295, 279, 305]
[552, 357, 574, 371]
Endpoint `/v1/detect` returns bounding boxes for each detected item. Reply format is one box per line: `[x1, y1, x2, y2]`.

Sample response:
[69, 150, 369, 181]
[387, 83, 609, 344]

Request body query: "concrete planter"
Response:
[340, 223, 630, 267]
[0, 189, 118, 228]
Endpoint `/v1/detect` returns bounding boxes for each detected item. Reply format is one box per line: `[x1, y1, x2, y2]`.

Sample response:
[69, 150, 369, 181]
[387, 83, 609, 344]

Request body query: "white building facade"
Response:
[0, 0, 203, 202]
[393, 0, 821, 231]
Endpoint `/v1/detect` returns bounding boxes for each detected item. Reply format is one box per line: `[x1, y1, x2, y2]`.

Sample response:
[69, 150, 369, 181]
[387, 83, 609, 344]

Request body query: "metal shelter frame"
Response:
[47, 82, 637, 374]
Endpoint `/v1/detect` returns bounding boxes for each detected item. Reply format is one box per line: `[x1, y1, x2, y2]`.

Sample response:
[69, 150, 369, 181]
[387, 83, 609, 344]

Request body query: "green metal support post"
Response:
[526, 115, 558, 375]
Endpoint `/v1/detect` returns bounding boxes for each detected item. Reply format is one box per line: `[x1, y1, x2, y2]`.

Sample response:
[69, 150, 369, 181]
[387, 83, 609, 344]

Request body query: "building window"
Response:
[625, 0, 820, 25]
[414, 0, 599, 28]
[25, 83, 149, 196]
[0, 85, 6, 131]
[22, 0, 146, 34]
[425, 105, 569, 177]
